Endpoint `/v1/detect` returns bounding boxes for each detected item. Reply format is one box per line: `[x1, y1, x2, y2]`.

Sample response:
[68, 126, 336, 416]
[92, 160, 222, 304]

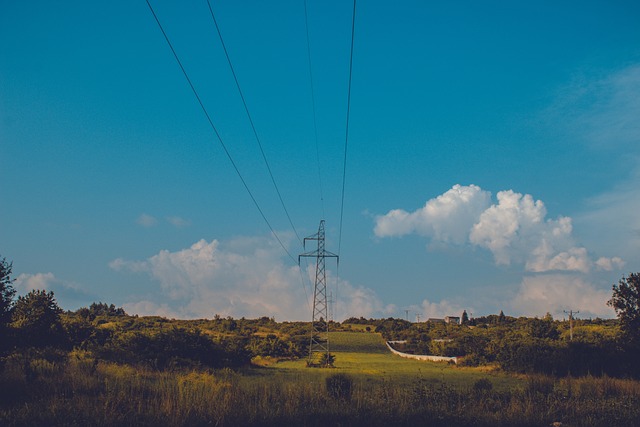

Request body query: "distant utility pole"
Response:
[416, 314, 421, 323]
[564, 309, 580, 341]
[299, 220, 338, 366]
[404, 309, 410, 321]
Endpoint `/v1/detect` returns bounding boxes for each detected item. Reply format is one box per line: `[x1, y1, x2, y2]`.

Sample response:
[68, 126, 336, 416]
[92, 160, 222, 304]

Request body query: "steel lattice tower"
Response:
[299, 220, 338, 366]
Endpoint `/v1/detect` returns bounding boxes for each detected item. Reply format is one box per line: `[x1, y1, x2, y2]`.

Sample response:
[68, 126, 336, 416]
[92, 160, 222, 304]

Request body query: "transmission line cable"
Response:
[337, 0, 356, 256]
[145, 0, 296, 264]
[206, 0, 302, 245]
[303, 0, 325, 219]
[335, 0, 357, 321]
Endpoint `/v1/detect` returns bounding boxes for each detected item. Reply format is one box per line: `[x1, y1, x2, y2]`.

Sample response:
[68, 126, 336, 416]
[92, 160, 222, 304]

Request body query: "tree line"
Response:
[2, 254, 640, 377]
[0, 256, 314, 371]
[349, 273, 640, 377]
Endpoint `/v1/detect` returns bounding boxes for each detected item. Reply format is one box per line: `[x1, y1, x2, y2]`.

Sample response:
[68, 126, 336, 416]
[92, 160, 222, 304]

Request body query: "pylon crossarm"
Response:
[299, 251, 320, 259]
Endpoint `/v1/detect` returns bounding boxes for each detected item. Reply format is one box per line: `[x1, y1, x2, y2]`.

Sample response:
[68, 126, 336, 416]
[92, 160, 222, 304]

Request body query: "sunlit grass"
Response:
[268, 331, 520, 391]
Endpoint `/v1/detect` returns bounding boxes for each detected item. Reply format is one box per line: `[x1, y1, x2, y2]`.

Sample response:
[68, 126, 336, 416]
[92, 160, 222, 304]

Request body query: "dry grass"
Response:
[1, 338, 640, 426]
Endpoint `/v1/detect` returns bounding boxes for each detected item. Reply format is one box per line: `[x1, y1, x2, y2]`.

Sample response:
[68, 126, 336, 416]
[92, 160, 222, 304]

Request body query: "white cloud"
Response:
[595, 256, 625, 271]
[108, 258, 148, 273]
[111, 235, 390, 320]
[419, 299, 466, 320]
[470, 190, 544, 265]
[13, 272, 95, 310]
[544, 63, 640, 274]
[375, 184, 620, 273]
[527, 247, 591, 273]
[374, 184, 491, 244]
[137, 213, 158, 228]
[122, 300, 182, 319]
[166, 216, 191, 228]
[334, 280, 396, 320]
[510, 275, 614, 319]
[14, 272, 56, 292]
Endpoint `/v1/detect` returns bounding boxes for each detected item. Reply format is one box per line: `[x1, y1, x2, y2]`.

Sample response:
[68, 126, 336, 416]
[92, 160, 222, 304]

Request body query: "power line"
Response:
[145, 0, 296, 264]
[334, 0, 357, 322]
[337, 0, 357, 256]
[303, 0, 325, 220]
[205, 0, 302, 245]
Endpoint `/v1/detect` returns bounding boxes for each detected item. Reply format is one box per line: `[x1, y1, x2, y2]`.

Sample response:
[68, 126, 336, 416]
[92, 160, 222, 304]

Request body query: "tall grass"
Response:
[2, 353, 640, 426]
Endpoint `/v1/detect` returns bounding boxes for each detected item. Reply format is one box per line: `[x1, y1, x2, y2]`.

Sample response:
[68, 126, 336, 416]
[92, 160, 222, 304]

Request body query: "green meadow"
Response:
[269, 331, 519, 391]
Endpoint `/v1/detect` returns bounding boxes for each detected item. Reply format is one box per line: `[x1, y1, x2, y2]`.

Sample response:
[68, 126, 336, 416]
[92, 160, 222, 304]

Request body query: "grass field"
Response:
[264, 331, 520, 391]
[3, 331, 640, 425]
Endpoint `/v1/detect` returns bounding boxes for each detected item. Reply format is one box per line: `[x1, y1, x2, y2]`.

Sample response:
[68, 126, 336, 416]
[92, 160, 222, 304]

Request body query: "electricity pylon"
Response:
[299, 220, 338, 366]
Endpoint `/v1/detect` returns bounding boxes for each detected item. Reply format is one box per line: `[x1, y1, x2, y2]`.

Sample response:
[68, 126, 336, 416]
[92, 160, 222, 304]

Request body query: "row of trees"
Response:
[0, 256, 296, 370]
[374, 273, 640, 377]
[3, 254, 640, 376]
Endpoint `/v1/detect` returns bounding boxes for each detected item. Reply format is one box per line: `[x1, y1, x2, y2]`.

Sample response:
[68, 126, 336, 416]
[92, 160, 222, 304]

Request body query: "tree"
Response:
[608, 273, 640, 348]
[12, 290, 65, 348]
[528, 317, 559, 340]
[88, 302, 126, 317]
[0, 256, 16, 353]
[498, 310, 506, 323]
[461, 310, 469, 325]
[0, 256, 16, 327]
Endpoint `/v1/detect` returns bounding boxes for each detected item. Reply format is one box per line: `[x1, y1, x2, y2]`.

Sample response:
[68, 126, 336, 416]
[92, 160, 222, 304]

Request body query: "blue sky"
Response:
[2, 0, 639, 320]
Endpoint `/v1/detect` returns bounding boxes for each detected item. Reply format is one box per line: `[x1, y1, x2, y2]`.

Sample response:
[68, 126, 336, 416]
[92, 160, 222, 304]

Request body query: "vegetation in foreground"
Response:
[2, 256, 640, 425]
[2, 343, 640, 426]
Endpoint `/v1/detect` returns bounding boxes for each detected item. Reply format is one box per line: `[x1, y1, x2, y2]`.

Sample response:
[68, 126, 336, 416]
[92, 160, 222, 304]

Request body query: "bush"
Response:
[525, 376, 555, 396]
[326, 373, 353, 400]
[11, 290, 66, 349]
[97, 327, 251, 370]
[472, 378, 493, 393]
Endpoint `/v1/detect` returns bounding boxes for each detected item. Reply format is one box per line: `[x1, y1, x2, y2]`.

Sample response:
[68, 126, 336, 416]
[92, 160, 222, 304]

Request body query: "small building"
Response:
[444, 316, 460, 325]
[427, 318, 445, 323]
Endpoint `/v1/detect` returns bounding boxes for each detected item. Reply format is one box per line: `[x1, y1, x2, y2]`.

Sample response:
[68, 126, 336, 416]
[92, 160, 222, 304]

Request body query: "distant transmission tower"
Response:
[299, 220, 338, 366]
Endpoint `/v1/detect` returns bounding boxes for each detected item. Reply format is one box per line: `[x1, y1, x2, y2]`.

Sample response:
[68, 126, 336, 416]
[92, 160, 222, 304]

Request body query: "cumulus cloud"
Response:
[111, 235, 390, 320]
[13, 272, 95, 309]
[510, 275, 614, 318]
[374, 184, 491, 243]
[334, 280, 397, 320]
[14, 272, 56, 292]
[375, 184, 622, 273]
[595, 256, 625, 271]
[420, 298, 466, 320]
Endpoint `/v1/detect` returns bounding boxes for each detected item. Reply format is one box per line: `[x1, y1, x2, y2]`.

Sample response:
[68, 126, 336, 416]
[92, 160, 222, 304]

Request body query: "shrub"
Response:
[526, 376, 555, 396]
[326, 373, 353, 400]
[472, 378, 493, 393]
[11, 290, 66, 349]
[97, 327, 250, 370]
